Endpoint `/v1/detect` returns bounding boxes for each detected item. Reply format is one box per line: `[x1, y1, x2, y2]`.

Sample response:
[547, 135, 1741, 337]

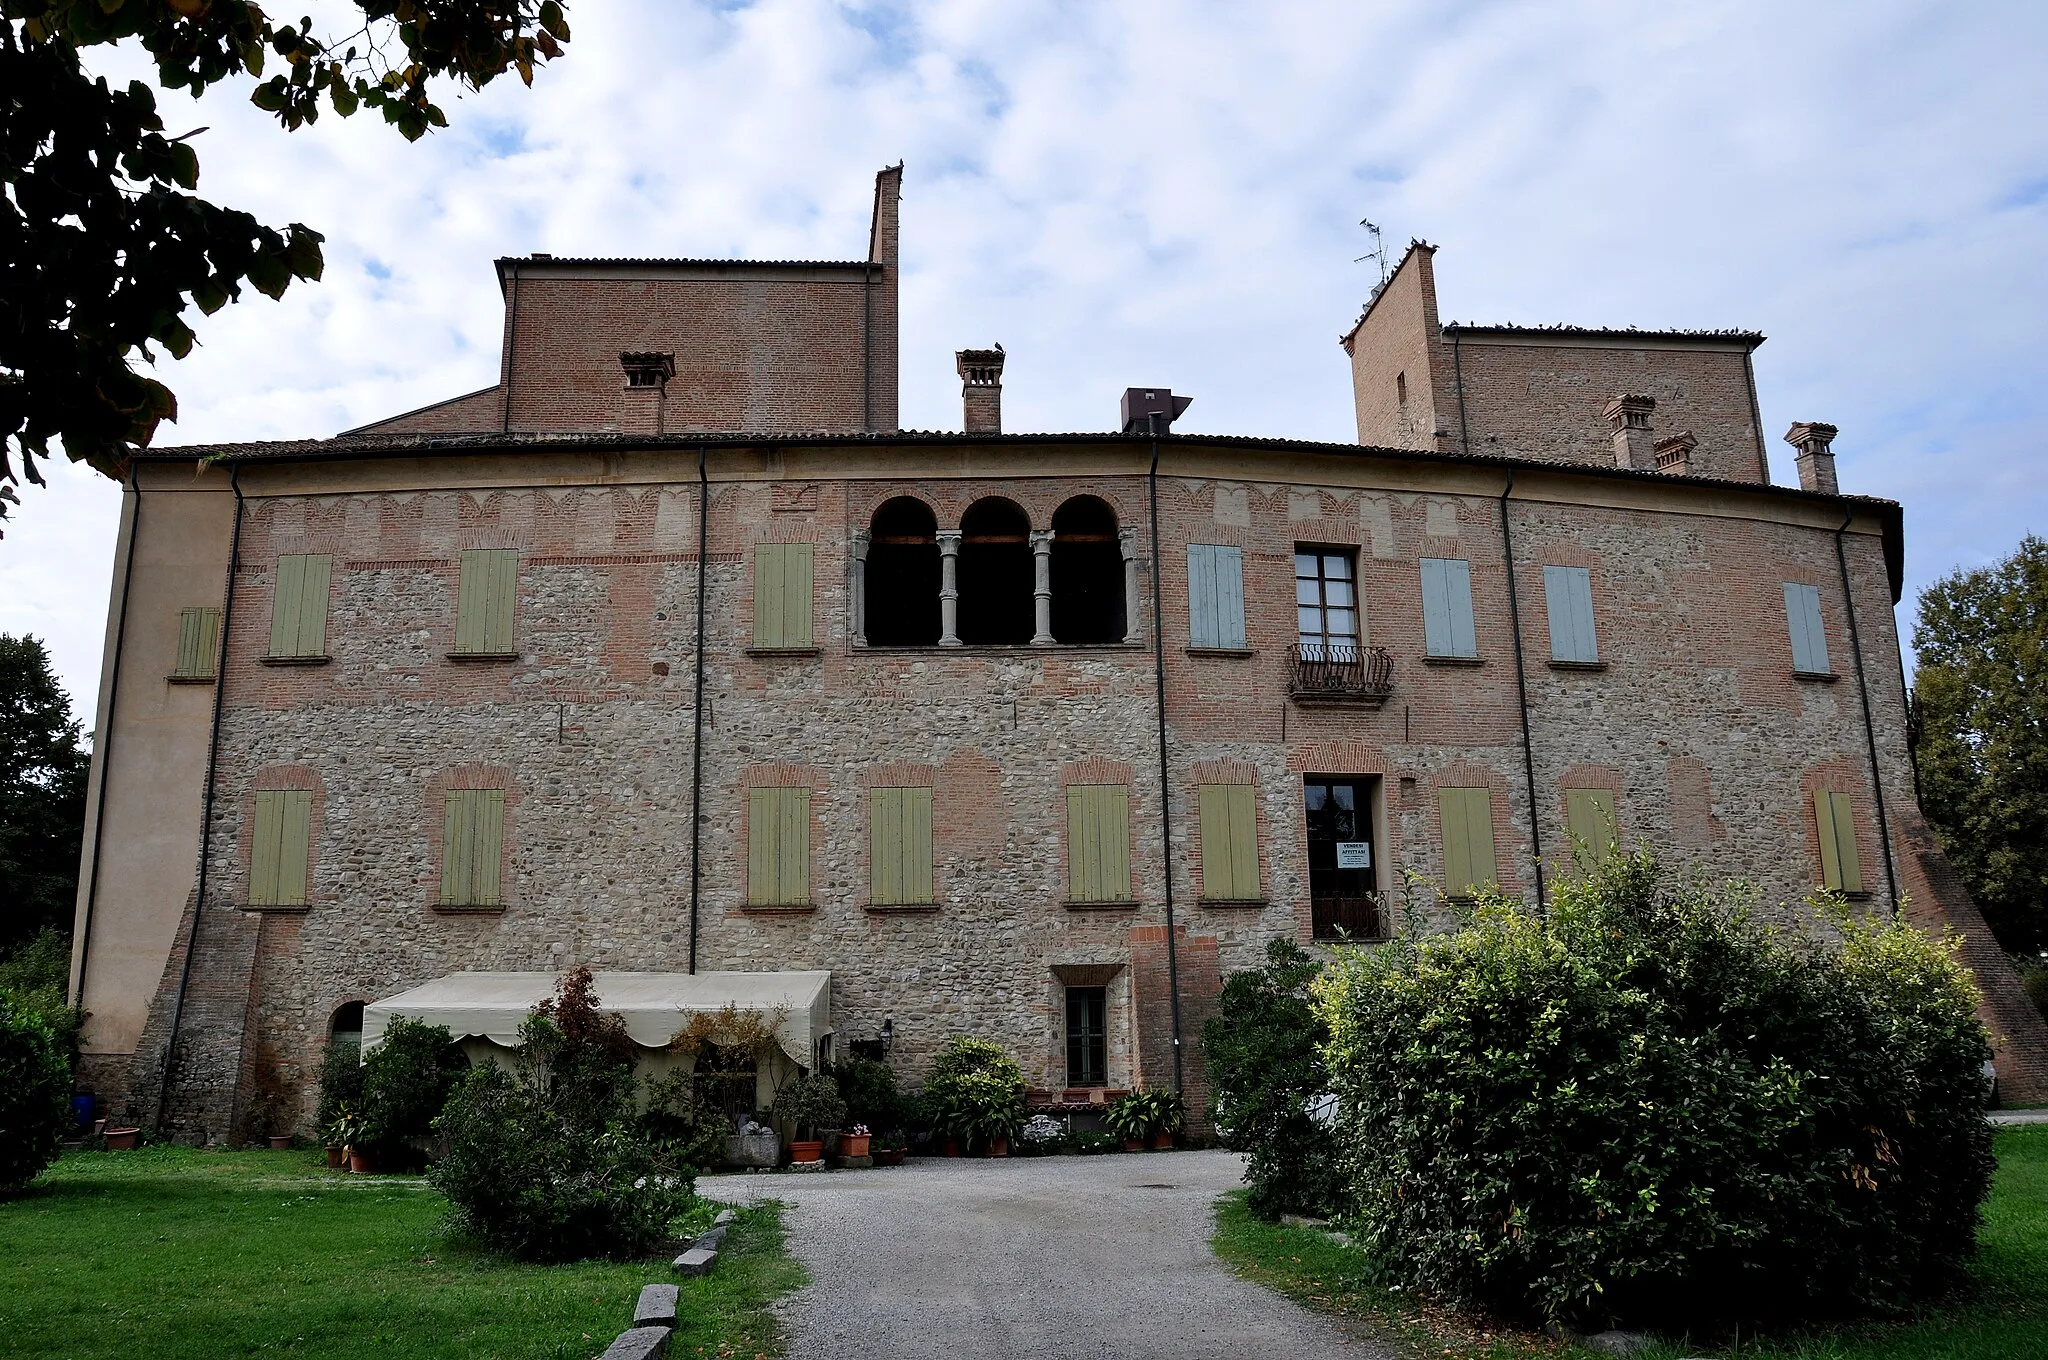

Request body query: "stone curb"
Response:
[598, 1325, 671, 1360]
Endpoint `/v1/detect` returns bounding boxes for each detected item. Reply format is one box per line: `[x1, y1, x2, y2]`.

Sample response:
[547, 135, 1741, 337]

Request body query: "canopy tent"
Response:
[362, 970, 831, 1068]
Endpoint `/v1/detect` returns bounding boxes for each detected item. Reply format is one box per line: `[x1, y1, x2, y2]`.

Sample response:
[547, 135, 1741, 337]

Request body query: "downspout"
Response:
[155, 464, 245, 1135]
[72, 464, 143, 1012]
[1148, 425, 1184, 1096]
[1836, 510, 1900, 915]
[688, 446, 709, 973]
[500, 262, 520, 433]
[1497, 472, 1546, 906]
[1452, 330, 1472, 457]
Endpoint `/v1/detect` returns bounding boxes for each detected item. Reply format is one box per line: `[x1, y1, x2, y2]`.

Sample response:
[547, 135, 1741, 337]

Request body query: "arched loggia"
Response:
[957, 498, 1035, 645]
[864, 498, 941, 646]
[1050, 496, 1126, 644]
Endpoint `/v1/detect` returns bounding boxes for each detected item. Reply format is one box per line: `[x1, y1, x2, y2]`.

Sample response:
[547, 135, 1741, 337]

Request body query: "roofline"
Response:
[1338, 239, 1435, 348]
[1443, 322, 1765, 351]
[338, 384, 499, 438]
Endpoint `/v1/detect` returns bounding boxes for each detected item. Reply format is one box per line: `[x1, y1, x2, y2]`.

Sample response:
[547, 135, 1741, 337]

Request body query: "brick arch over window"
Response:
[237, 765, 325, 910]
[866, 496, 941, 646]
[958, 497, 1034, 645]
[423, 765, 519, 911]
[1050, 495, 1125, 644]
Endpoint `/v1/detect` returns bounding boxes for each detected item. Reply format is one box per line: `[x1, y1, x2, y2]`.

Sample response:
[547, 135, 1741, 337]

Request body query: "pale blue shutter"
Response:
[1187, 545, 1246, 649]
[1421, 558, 1477, 658]
[1784, 583, 1830, 674]
[1544, 565, 1598, 663]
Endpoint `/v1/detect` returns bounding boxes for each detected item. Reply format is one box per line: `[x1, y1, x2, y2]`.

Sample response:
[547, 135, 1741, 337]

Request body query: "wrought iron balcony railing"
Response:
[1288, 643, 1394, 705]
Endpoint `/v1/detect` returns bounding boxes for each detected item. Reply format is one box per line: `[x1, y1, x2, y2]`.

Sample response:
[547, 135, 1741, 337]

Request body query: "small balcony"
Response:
[1288, 643, 1394, 706]
[1311, 893, 1388, 942]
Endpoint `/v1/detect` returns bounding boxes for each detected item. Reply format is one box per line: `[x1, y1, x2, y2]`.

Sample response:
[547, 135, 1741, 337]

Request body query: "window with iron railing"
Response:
[1295, 549, 1359, 660]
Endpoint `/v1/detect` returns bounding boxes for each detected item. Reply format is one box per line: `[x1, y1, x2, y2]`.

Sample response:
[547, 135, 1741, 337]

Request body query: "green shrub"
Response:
[430, 969, 692, 1262]
[1070, 1130, 1121, 1155]
[922, 1037, 1025, 1151]
[359, 1017, 466, 1162]
[770, 1072, 846, 1140]
[1201, 938, 1342, 1219]
[825, 1057, 905, 1136]
[639, 1070, 730, 1171]
[0, 988, 70, 1189]
[1104, 1087, 1184, 1141]
[0, 929, 80, 1066]
[1314, 853, 1996, 1329]
[315, 1036, 365, 1133]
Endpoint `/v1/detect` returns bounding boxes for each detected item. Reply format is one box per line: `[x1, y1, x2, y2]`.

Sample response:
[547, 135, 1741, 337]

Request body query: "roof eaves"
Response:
[1443, 321, 1765, 349]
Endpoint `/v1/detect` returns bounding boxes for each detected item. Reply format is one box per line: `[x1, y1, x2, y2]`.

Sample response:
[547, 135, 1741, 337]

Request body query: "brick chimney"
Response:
[957, 346, 1005, 434]
[1785, 421, 1840, 494]
[1604, 394, 1657, 470]
[1654, 431, 1697, 474]
[620, 352, 674, 436]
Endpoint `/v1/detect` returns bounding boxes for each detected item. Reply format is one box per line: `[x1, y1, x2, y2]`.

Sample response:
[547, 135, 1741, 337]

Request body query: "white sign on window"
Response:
[1335, 842, 1372, 870]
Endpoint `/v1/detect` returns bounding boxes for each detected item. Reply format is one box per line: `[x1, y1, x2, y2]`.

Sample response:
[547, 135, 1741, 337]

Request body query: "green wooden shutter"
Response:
[1067, 785, 1131, 903]
[1438, 786, 1497, 896]
[1815, 791, 1863, 894]
[456, 550, 518, 655]
[1199, 783, 1259, 900]
[251, 791, 284, 905]
[442, 791, 475, 904]
[1544, 565, 1598, 662]
[1187, 545, 1246, 648]
[269, 555, 332, 658]
[175, 607, 222, 678]
[278, 789, 312, 906]
[472, 789, 504, 907]
[1784, 583, 1830, 675]
[1565, 787, 1618, 869]
[1421, 558, 1478, 658]
[753, 544, 815, 648]
[870, 786, 934, 905]
[749, 787, 811, 905]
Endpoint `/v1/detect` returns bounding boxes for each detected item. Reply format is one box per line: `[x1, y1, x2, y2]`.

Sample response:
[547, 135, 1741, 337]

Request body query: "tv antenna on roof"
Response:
[1355, 218, 1387, 290]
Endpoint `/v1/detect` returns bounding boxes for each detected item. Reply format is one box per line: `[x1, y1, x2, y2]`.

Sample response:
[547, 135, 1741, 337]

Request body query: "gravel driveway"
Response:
[701, 1148, 1392, 1360]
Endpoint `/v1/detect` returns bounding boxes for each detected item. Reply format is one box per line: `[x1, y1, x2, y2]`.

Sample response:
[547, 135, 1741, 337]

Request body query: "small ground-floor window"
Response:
[1066, 986, 1107, 1087]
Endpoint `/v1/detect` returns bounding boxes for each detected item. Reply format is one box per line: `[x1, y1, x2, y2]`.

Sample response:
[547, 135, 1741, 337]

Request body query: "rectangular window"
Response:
[1784, 582, 1831, 675]
[1564, 787, 1619, 870]
[1305, 777, 1380, 938]
[1296, 548, 1361, 660]
[440, 788, 505, 907]
[1066, 986, 1107, 1087]
[174, 607, 222, 678]
[1420, 557, 1478, 659]
[1187, 545, 1247, 649]
[1197, 782, 1260, 900]
[748, 786, 811, 906]
[250, 789, 312, 906]
[1814, 791, 1864, 894]
[753, 543, 816, 649]
[1066, 784, 1131, 903]
[268, 554, 332, 659]
[1437, 786, 1499, 897]
[869, 786, 934, 906]
[1543, 565, 1598, 663]
[454, 550, 518, 656]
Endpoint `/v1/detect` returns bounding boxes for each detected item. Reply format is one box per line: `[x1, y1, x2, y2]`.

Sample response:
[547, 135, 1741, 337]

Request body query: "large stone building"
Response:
[69, 166, 2048, 1139]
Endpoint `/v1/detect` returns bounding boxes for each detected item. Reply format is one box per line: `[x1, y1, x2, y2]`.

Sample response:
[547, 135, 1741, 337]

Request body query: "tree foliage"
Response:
[1314, 853, 1994, 1330]
[0, 0, 570, 523]
[0, 635, 89, 952]
[1913, 535, 2048, 952]
[0, 985, 71, 1190]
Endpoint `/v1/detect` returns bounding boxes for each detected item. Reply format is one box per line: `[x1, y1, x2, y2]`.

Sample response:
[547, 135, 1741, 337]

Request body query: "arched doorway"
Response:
[1050, 496, 1125, 644]
[957, 498, 1035, 645]
[865, 497, 941, 646]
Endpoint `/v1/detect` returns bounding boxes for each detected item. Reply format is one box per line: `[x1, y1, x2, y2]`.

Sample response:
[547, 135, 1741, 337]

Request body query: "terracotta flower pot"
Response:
[840, 1134, 872, 1158]
[347, 1148, 373, 1174]
[941, 1137, 961, 1157]
[873, 1147, 905, 1166]
[985, 1136, 1010, 1158]
[1122, 1138, 1145, 1153]
[103, 1127, 141, 1151]
[1152, 1131, 1175, 1150]
[268, 1136, 293, 1151]
[325, 1145, 344, 1169]
[790, 1139, 824, 1164]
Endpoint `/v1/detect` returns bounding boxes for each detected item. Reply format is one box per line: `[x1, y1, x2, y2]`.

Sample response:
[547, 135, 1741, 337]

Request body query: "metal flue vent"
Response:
[1120, 387, 1192, 434]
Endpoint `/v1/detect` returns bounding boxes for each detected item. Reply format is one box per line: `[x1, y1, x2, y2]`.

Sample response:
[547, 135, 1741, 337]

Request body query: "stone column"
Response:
[937, 530, 963, 647]
[1120, 529, 1143, 645]
[1030, 530, 1055, 645]
[850, 531, 870, 646]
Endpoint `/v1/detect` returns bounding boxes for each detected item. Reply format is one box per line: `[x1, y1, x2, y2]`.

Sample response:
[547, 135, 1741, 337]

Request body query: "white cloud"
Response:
[5, 0, 2043, 709]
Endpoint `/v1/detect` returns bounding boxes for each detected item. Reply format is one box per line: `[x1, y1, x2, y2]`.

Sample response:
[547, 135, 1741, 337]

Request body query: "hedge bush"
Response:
[1314, 853, 1995, 1329]
[0, 988, 70, 1190]
[359, 1017, 466, 1163]
[922, 1037, 1025, 1151]
[1201, 937, 1342, 1219]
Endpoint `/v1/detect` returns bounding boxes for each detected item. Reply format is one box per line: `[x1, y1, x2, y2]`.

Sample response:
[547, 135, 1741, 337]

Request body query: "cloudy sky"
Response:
[4, 0, 2043, 715]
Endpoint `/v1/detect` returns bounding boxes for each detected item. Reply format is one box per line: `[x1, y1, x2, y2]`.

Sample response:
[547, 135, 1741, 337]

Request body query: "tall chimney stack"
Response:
[1785, 422, 1840, 494]
[957, 346, 1005, 434]
[1604, 393, 1657, 470]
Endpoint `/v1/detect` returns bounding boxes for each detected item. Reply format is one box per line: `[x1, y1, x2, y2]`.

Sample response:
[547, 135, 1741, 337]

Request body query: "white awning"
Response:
[362, 970, 831, 1067]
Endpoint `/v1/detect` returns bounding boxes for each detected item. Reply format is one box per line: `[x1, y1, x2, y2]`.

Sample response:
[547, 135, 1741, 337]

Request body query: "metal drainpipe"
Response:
[1497, 472, 1547, 906]
[1148, 424, 1184, 1096]
[689, 446, 709, 973]
[72, 464, 143, 1013]
[1836, 511, 1901, 915]
[1452, 331, 1472, 457]
[155, 464, 245, 1135]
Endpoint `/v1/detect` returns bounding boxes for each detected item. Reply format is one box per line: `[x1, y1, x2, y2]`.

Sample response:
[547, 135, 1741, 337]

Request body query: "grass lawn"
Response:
[1214, 1124, 2048, 1360]
[0, 1147, 804, 1360]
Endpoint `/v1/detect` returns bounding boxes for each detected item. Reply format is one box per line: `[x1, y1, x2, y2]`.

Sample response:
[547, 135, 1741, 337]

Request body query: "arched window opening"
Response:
[958, 498, 1034, 645]
[866, 498, 941, 646]
[329, 1001, 365, 1048]
[1051, 496, 1126, 644]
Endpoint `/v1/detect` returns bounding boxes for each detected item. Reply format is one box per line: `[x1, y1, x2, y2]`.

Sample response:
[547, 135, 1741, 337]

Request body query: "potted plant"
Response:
[267, 1134, 293, 1151]
[840, 1123, 872, 1159]
[102, 1126, 141, 1151]
[922, 1038, 1026, 1157]
[329, 1106, 374, 1173]
[1105, 1087, 1182, 1151]
[772, 1073, 846, 1164]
